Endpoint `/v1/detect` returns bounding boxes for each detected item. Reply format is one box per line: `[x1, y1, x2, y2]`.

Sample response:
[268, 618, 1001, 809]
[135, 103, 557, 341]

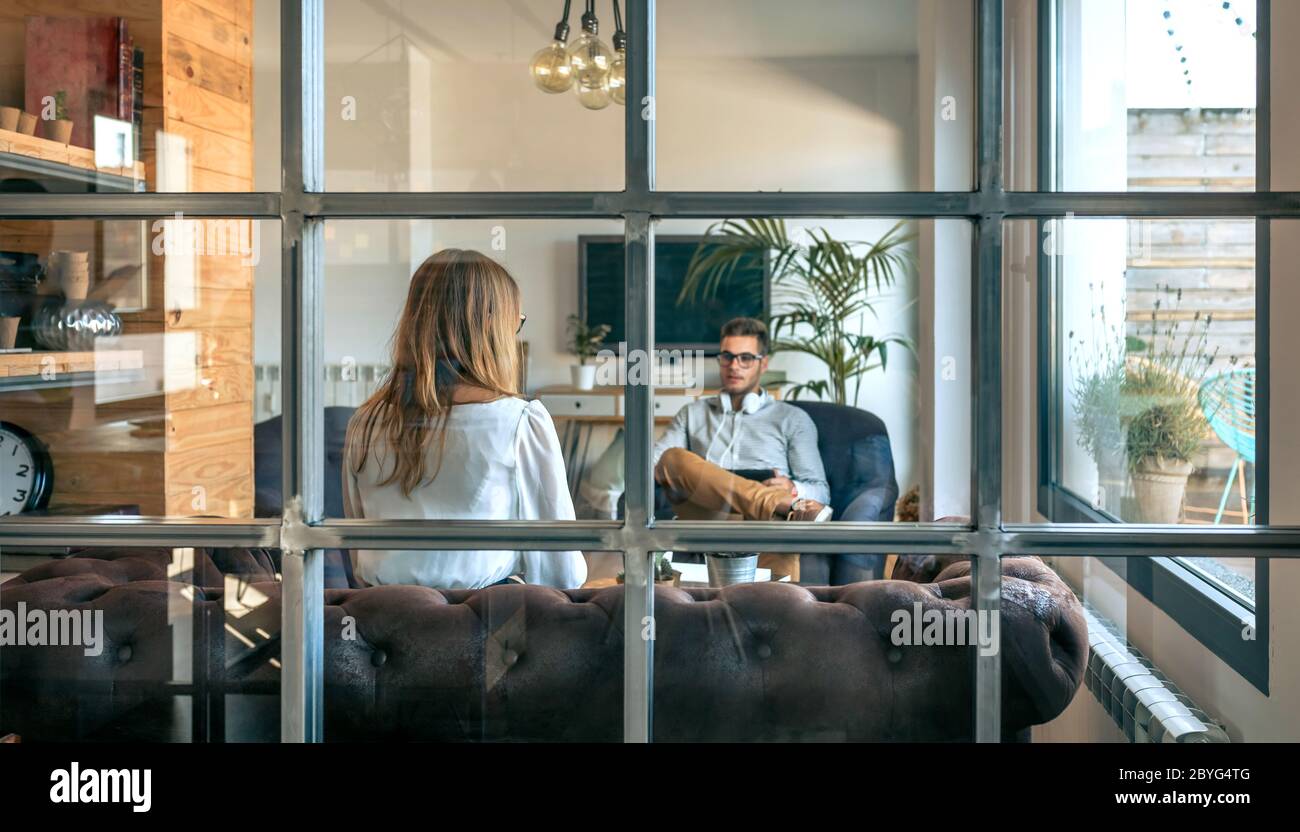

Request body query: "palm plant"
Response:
[678, 218, 914, 405]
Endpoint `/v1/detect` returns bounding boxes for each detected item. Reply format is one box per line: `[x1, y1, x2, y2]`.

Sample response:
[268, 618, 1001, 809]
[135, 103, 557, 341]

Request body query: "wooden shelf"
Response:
[0, 127, 144, 192]
[0, 349, 145, 391]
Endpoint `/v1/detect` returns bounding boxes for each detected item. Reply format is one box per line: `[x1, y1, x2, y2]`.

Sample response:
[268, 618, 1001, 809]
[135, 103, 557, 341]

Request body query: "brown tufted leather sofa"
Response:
[0, 548, 1087, 742]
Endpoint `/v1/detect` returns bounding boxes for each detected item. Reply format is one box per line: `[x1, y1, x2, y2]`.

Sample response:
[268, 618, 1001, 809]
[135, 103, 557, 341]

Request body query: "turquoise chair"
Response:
[1197, 369, 1255, 524]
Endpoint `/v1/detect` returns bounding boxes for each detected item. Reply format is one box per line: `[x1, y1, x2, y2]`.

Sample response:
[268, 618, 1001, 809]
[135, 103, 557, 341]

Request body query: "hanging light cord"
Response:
[553, 0, 572, 42]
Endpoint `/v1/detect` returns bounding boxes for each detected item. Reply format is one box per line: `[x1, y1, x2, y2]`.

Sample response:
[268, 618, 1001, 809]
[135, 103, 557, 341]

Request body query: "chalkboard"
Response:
[579, 235, 769, 352]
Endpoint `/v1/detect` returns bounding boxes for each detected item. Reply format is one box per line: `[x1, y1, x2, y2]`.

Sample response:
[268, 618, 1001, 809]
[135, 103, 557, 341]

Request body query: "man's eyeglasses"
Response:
[718, 351, 763, 368]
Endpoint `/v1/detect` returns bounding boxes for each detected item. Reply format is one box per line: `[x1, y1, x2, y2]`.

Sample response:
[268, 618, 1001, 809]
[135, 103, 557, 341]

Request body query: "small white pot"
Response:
[571, 363, 597, 390]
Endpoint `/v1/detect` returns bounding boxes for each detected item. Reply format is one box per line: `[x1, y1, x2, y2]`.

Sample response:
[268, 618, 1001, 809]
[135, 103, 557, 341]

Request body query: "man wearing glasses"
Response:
[652, 318, 832, 580]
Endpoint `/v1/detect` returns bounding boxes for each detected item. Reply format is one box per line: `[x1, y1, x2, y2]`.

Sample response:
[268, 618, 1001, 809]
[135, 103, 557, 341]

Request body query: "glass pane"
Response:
[633, 217, 971, 534]
[0, 1, 280, 193]
[0, 545, 282, 742]
[1049, 0, 1256, 192]
[0, 218, 279, 520]
[322, 0, 624, 191]
[317, 220, 619, 587]
[323, 551, 624, 741]
[655, 0, 974, 191]
[646, 551, 1082, 741]
[1006, 213, 1259, 605]
[1036, 554, 1248, 742]
[1054, 217, 1256, 535]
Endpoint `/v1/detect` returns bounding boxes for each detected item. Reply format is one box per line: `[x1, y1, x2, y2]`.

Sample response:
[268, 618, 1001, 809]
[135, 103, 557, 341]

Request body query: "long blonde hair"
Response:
[348, 248, 522, 495]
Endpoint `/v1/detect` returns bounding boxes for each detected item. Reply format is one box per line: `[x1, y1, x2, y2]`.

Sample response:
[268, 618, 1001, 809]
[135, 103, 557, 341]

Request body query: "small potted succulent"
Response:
[617, 553, 681, 586]
[45, 91, 73, 144]
[566, 313, 610, 390]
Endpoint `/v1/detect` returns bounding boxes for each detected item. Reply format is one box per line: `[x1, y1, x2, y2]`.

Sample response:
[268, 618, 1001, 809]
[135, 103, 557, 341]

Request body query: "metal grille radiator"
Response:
[1084, 604, 1230, 743]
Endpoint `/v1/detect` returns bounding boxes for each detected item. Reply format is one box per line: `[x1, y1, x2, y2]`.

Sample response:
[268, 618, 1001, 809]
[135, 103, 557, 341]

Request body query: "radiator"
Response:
[1083, 604, 1230, 743]
[254, 363, 390, 423]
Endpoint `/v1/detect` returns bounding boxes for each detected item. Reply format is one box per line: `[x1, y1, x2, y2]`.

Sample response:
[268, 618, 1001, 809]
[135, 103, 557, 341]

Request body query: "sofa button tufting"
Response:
[503, 649, 519, 667]
[756, 643, 772, 659]
[117, 645, 132, 663]
[371, 649, 387, 667]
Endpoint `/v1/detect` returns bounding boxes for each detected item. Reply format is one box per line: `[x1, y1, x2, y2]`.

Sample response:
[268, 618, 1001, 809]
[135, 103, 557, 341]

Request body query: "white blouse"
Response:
[342, 397, 587, 590]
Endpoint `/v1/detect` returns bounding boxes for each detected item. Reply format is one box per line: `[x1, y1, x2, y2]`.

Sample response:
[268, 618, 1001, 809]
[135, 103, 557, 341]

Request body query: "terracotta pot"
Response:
[0, 106, 20, 131]
[1130, 456, 1193, 523]
[17, 112, 37, 135]
[46, 119, 73, 144]
[0, 316, 19, 350]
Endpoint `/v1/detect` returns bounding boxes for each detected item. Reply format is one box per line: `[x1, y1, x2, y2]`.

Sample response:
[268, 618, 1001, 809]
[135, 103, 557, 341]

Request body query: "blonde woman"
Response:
[343, 249, 586, 589]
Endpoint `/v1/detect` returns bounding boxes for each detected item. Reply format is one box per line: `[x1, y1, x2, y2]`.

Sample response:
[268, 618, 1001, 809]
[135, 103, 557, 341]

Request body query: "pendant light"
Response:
[530, 0, 574, 93]
[570, 1, 614, 109]
[608, 0, 627, 106]
[530, 1, 626, 110]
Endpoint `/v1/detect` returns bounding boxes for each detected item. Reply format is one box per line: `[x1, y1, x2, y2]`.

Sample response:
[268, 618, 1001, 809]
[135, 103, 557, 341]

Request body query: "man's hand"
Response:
[763, 473, 797, 496]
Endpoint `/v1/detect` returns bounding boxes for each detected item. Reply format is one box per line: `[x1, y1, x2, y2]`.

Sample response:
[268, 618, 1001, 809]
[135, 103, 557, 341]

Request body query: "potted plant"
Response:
[679, 218, 913, 405]
[1120, 288, 1216, 523]
[1068, 284, 1128, 514]
[566, 313, 610, 390]
[46, 90, 73, 144]
[617, 553, 681, 586]
[705, 552, 759, 586]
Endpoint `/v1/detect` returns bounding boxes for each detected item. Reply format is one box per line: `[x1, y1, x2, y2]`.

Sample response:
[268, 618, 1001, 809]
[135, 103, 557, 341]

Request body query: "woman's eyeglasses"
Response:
[517, 313, 527, 334]
[717, 351, 763, 368]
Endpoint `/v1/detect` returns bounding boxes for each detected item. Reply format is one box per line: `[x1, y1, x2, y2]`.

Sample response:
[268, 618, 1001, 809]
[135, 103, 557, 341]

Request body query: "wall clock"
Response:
[0, 421, 54, 515]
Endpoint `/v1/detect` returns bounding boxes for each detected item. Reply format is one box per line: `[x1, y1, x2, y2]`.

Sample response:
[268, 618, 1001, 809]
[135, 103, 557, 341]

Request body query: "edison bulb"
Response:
[608, 51, 626, 105]
[576, 76, 611, 110]
[530, 40, 573, 93]
[569, 31, 613, 90]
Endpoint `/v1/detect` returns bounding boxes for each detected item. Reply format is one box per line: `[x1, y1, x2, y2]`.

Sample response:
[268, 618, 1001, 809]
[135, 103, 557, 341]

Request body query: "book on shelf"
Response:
[23, 16, 132, 150]
[132, 47, 144, 157]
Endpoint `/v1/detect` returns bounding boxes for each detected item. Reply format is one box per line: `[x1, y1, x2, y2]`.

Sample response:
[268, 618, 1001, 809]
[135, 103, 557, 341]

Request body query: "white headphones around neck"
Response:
[707, 388, 767, 465]
[719, 388, 767, 415]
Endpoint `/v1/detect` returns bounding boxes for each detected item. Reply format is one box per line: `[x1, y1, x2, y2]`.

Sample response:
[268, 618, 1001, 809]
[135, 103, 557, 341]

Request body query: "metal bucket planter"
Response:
[706, 553, 758, 587]
[1131, 456, 1193, 523]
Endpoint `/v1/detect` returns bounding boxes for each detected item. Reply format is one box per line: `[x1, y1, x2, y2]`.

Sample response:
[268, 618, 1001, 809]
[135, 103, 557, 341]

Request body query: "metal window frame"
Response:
[1034, 0, 1273, 693]
[3, 0, 1300, 744]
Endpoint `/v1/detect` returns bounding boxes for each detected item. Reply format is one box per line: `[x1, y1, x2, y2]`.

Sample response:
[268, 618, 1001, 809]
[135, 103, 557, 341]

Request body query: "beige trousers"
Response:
[654, 447, 801, 581]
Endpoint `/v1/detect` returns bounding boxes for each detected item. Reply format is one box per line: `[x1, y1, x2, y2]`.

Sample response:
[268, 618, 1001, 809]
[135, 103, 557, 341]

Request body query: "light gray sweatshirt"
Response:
[652, 391, 831, 505]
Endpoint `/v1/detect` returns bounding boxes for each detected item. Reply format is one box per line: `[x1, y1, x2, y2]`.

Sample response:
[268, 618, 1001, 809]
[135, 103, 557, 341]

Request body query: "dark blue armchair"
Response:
[646, 401, 899, 585]
[787, 401, 899, 584]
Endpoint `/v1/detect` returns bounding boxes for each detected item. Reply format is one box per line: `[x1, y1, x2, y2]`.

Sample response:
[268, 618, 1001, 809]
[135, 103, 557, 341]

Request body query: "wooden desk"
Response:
[535, 385, 783, 494]
[534, 384, 783, 425]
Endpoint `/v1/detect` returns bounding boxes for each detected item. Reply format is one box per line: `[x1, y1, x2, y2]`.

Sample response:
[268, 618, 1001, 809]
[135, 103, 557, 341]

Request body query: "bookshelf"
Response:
[0, 0, 256, 518]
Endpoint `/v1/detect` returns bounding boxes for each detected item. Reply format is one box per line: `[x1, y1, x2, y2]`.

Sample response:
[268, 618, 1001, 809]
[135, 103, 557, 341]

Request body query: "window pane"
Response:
[0, 218, 279, 520]
[647, 551, 1086, 740]
[635, 217, 971, 533]
[1037, 555, 1240, 742]
[322, 0, 623, 191]
[655, 0, 974, 191]
[1011, 213, 1259, 605]
[1049, 0, 1256, 192]
[0, 1, 280, 193]
[315, 220, 617, 588]
[0, 546, 282, 742]
[1053, 216, 1256, 538]
[322, 552, 625, 741]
